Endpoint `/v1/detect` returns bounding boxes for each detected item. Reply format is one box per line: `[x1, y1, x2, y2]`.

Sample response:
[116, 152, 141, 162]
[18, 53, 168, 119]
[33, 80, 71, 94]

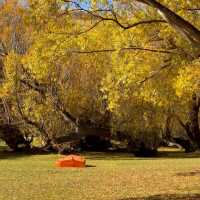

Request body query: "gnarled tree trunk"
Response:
[164, 94, 200, 152]
[185, 93, 200, 147]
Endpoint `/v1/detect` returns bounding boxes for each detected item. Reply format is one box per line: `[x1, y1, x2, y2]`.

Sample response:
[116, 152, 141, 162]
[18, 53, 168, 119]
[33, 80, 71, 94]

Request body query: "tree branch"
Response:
[70, 46, 179, 55]
[20, 78, 78, 127]
[139, 63, 171, 84]
[135, 0, 200, 46]
[62, 0, 166, 30]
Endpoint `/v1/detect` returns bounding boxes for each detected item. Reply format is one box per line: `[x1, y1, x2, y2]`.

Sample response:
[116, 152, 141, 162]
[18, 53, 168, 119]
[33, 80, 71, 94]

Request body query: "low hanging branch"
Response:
[20, 77, 78, 128]
[51, 94, 78, 126]
[15, 85, 49, 141]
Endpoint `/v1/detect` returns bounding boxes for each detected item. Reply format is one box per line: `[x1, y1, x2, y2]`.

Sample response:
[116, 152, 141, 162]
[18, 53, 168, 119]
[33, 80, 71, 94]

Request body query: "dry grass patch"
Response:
[0, 144, 200, 200]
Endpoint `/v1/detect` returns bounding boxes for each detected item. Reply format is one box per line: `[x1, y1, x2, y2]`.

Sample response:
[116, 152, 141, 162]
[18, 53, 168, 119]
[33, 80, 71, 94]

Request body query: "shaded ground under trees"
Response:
[118, 194, 200, 200]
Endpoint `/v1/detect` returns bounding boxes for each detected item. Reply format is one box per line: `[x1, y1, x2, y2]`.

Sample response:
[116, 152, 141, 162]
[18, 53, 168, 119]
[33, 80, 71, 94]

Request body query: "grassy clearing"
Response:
[0, 144, 200, 200]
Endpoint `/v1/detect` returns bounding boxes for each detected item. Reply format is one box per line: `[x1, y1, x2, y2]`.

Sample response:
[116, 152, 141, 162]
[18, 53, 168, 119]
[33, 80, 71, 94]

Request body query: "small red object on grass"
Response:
[56, 155, 86, 168]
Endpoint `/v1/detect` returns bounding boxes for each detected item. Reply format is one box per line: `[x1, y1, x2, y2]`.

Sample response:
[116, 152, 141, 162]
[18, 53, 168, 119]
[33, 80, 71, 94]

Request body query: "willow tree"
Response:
[0, 0, 35, 150]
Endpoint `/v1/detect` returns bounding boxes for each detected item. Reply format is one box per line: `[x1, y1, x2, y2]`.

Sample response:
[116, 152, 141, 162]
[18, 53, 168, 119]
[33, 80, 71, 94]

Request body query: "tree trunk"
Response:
[163, 113, 192, 152]
[0, 124, 32, 151]
[164, 94, 200, 152]
[185, 93, 200, 147]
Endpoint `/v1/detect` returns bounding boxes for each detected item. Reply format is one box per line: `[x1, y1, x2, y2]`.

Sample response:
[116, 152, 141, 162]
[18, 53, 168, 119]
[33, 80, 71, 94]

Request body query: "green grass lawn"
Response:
[1, 143, 200, 200]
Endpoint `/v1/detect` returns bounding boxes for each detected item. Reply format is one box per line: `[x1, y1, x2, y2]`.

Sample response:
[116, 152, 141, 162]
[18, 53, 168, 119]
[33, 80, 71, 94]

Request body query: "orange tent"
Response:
[56, 155, 86, 168]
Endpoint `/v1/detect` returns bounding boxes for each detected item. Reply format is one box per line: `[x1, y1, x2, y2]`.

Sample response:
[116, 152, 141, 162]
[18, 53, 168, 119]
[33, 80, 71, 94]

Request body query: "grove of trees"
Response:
[0, 0, 200, 156]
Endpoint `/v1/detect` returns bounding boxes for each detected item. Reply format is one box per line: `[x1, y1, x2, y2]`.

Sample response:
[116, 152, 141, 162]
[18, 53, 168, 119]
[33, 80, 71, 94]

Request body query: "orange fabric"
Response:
[56, 155, 86, 168]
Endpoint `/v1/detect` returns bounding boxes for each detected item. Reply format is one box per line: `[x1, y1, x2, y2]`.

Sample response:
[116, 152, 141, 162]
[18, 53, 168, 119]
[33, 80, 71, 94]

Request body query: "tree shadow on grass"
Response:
[1, 143, 200, 161]
[157, 150, 200, 159]
[118, 193, 200, 200]
[0, 144, 56, 160]
[85, 164, 96, 168]
[84, 152, 137, 161]
[177, 170, 200, 177]
[0, 150, 44, 160]
[84, 150, 200, 161]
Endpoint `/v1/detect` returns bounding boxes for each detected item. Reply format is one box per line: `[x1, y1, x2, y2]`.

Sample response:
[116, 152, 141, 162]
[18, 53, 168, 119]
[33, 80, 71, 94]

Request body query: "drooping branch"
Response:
[20, 77, 78, 127]
[16, 96, 47, 137]
[15, 80, 50, 142]
[20, 79, 47, 95]
[51, 94, 78, 126]
[50, 19, 166, 36]
[139, 63, 171, 84]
